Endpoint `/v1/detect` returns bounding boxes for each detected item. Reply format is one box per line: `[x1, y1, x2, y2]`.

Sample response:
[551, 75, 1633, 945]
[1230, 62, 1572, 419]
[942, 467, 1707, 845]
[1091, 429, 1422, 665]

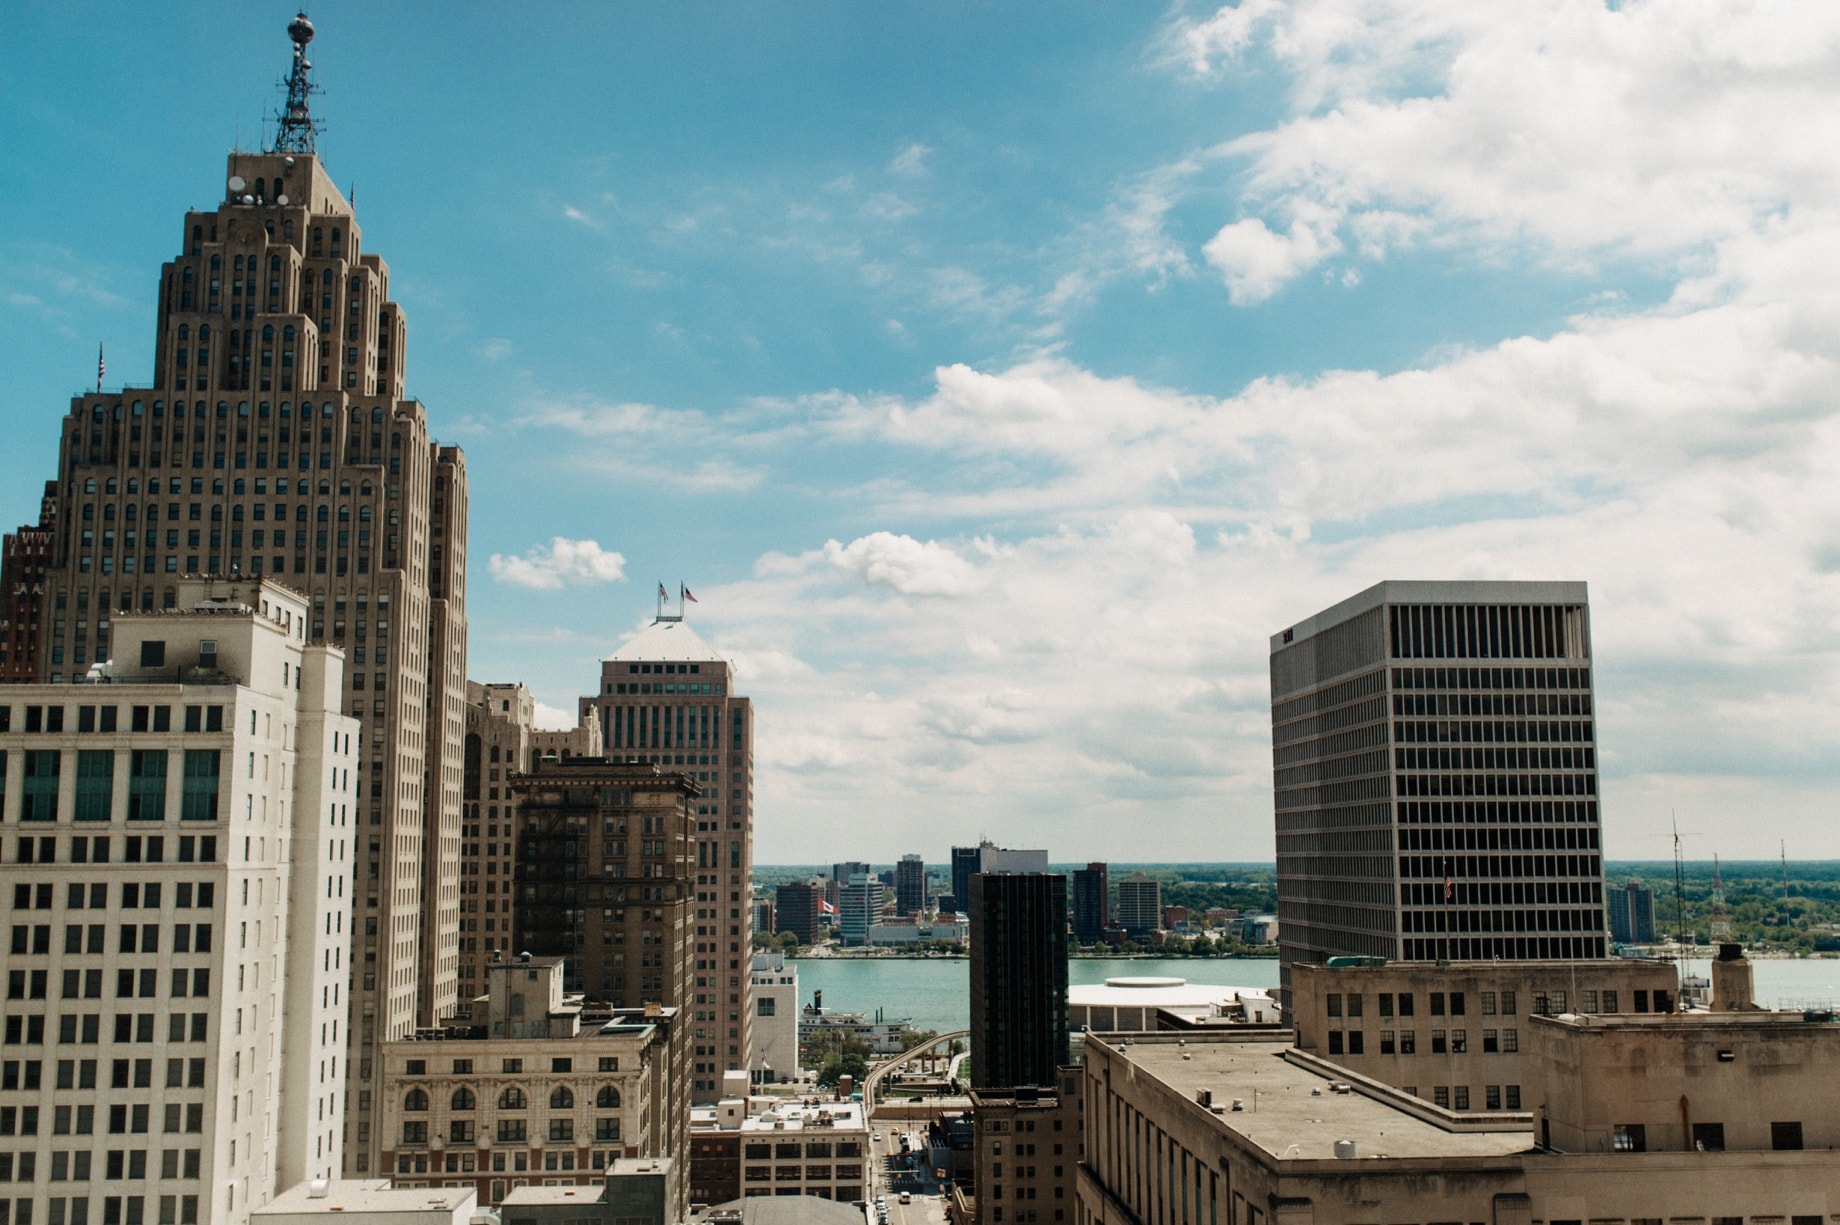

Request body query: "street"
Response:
[868, 1126, 950, 1225]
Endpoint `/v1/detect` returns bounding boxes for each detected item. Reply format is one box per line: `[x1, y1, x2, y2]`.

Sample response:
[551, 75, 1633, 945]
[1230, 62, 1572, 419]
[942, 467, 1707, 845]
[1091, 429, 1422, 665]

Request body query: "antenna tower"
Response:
[1708, 854, 1731, 944]
[271, 12, 320, 154]
[1672, 813, 1687, 948]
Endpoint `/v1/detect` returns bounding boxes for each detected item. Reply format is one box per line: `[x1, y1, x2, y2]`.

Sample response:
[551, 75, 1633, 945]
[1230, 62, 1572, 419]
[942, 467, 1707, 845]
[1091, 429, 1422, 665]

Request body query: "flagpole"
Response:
[97, 342, 105, 393]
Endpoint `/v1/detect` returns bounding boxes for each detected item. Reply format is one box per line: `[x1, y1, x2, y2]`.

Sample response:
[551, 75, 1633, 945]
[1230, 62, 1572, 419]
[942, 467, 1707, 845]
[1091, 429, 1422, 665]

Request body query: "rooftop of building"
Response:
[1294, 957, 1677, 975]
[1094, 1033, 1533, 1163]
[1536, 1008, 1839, 1033]
[703, 1197, 867, 1225]
[605, 617, 728, 664]
[256, 1181, 474, 1217]
[1071, 976, 1274, 1010]
[734, 1099, 867, 1133]
[1273, 578, 1590, 652]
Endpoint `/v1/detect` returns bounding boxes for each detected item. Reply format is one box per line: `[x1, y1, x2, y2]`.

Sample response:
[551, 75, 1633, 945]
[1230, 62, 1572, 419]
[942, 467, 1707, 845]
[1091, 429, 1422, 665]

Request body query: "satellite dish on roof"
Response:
[228, 176, 246, 193]
[276, 194, 290, 206]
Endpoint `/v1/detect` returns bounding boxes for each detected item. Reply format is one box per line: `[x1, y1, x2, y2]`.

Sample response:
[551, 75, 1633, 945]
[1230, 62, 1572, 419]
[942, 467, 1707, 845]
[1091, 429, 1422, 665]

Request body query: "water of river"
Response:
[787, 955, 1840, 1034]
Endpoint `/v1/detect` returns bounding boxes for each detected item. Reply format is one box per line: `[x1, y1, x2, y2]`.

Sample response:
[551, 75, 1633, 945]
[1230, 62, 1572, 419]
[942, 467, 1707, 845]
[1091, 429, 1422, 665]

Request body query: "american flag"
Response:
[97, 343, 105, 392]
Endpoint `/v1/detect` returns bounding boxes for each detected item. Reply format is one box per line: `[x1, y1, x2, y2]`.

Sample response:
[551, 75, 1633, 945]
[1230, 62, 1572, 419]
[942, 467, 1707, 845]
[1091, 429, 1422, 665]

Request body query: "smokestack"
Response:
[1710, 943, 1755, 1011]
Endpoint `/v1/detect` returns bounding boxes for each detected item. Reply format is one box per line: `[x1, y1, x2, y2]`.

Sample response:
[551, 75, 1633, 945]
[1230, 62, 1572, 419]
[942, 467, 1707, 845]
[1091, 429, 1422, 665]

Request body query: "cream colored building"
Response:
[377, 957, 686, 1223]
[1289, 959, 1679, 1111]
[25, 17, 469, 1173]
[1078, 1007, 1840, 1225]
[732, 1099, 870, 1203]
[0, 576, 356, 1225]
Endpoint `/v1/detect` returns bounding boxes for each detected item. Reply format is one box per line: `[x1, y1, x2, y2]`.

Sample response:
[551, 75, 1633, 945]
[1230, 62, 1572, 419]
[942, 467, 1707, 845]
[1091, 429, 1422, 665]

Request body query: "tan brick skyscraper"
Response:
[26, 15, 468, 1173]
[581, 613, 754, 1102]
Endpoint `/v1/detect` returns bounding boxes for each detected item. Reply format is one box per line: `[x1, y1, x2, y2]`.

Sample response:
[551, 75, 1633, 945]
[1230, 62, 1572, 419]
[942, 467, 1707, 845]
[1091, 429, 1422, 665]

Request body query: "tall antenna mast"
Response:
[1782, 840, 1792, 926]
[271, 12, 320, 154]
[1672, 812, 1687, 949]
[1708, 853, 1731, 944]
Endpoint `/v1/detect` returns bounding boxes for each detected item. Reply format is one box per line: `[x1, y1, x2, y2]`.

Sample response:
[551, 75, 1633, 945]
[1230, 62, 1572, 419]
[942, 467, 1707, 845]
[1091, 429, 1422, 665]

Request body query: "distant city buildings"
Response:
[968, 872, 1068, 1090]
[837, 873, 883, 946]
[1270, 581, 1608, 1002]
[1115, 871, 1163, 939]
[774, 879, 823, 945]
[0, 481, 55, 682]
[1071, 862, 1108, 945]
[1608, 879, 1658, 944]
[895, 853, 927, 916]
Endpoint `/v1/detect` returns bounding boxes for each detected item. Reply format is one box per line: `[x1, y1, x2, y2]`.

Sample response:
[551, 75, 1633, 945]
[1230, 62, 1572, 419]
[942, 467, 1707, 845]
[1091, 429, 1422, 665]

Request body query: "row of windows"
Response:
[0, 1190, 203, 1225]
[1329, 1027, 1517, 1055]
[10, 836, 216, 868]
[8, 924, 213, 955]
[0, 707, 221, 735]
[1, 1013, 210, 1045]
[402, 1084, 622, 1112]
[0, 751, 219, 824]
[400, 1118, 619, 1146]
[0, 1054, 201, 1093]
[1391, 666, 1590, 692]
[78, 401, 383, 425]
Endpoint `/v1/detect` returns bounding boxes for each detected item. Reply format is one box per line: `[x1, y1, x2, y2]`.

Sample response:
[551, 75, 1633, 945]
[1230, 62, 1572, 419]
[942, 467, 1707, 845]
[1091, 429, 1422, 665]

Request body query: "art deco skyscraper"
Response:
[581, 613, 753, 1103]
[1270, 581, 1607, 1001]
[25, 16, 468, 1172]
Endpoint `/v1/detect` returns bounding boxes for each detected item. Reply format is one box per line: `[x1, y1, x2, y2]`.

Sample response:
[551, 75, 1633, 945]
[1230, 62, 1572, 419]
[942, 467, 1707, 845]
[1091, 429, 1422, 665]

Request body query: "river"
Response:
[786, 955, 1840, 1034]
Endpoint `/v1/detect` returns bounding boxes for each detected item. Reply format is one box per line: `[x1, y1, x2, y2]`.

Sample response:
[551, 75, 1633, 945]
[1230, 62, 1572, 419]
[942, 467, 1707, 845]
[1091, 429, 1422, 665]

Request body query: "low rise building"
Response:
[970, 1074, 1082, 1225]
[730, 1099, 869, 1203]
[253, 1181, 474, 1225]
[749, 955, 798, 1082]
[376, 956, 686, 1222]
[866, 919, 967, 947]
[1070, 977, 1278, 1032]
[1079, 992, 1840, 1225]
[1290, 958, 1679, 1110]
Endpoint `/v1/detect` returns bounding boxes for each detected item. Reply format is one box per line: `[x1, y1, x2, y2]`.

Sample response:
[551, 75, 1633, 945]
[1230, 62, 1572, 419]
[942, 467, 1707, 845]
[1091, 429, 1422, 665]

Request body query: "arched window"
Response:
[178, 324, 190, 340]
[498, 1087, 526, 1111]
[283, 325, 295, 341]
[359, 506, 372, 521]
[451, 1087, 476, 1112]
[338, 506, 350, 522]
[403, 1089, 428, 1112]
[595, 1086, 621, 1110]
[316, 506, 329, 522]
[262, 325, 274, 342]
[549, 1087, 573, 1110]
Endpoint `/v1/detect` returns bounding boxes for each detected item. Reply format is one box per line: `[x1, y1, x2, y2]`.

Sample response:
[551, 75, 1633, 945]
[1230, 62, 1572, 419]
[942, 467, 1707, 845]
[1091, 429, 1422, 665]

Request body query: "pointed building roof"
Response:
[605, 618, 728, 664]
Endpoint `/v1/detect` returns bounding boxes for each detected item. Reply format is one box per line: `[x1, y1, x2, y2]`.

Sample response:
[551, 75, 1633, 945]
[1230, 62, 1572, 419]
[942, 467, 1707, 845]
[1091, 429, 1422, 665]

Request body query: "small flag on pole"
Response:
[97, 343, 105, 392]
[657, 582, 669, 601]
[682, 585, 698, 604]
[1444, 875, 1454, 902]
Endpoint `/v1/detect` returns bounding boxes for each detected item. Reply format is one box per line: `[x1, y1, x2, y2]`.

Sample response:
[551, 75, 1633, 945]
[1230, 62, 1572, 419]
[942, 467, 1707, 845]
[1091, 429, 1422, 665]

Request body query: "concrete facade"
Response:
[375, 958, 686, 1222]
[971, 1076, 1083, 1225]
[0, 577, 356, 1225]
[579, 618, 753, 1103]
[1270, 582, 1606, 1004]
[1290, 959, 1679, 1111]
[748, 955, 798, 1081]
[1077, 1015, 1840, 1225]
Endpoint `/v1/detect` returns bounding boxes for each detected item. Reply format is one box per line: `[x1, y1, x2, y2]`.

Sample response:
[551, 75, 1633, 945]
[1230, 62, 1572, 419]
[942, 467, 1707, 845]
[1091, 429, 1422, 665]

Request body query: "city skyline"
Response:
[8, 3, 1840, 862]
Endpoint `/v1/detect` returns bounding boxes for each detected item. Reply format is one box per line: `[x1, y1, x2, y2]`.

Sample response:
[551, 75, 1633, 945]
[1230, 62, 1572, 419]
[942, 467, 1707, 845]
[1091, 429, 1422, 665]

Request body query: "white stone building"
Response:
[747, 955, 797, 1082]
[0, 575, 357, 1225]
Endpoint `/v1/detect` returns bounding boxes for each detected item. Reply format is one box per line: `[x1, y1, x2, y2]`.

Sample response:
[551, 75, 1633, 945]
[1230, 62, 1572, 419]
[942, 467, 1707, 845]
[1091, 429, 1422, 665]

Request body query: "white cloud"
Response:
[823, 532, 980, 596]
[532, 701, 577, 731]
[1201, 212, 1342, 304]
[477, 338, 513, 360]
[889, 143, 934, 178]
[489, 538, 628, 589]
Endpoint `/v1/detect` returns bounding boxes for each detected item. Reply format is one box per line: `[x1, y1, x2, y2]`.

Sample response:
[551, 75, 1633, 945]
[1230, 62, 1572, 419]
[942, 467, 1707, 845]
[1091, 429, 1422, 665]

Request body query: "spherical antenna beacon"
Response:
[288, 12, 315, 48]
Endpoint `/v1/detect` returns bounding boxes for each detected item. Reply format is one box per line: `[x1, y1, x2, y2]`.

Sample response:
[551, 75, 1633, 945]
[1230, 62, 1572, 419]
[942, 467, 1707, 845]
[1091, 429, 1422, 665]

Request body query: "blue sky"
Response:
[6, 2, 1840, 862]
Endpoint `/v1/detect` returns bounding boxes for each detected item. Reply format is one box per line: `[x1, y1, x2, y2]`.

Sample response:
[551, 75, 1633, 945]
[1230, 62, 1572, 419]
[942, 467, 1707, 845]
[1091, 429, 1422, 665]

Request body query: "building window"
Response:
[21, 751, 60, 822]
[179, 751, 219, 820]
[74, 751, 114, 822]
[128, 752, 167, 821]
[1433, 1086, 1449, 1108]
[1431, 1030, 1447, 1054]
[1772, 1121, 1804, 1151]
[1613, 1124, 1646, 1152]
[1485, 1085, 1501, 1110]
[1505, 1085, 1521, 1109]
